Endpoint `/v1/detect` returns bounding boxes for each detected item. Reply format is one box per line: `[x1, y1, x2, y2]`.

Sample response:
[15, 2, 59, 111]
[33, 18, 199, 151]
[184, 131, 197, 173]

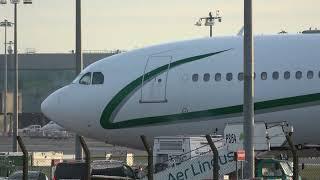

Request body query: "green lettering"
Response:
[219, 155, 228, 165]
[177, 172, 184, 180]
[184, 168, 190, 179]
[198, 161, 203, 173]
[191, 164, 201, 176]
[202, 161, 212, 172]
[169, 173, 176, 180]
[227, 152, 235, 162]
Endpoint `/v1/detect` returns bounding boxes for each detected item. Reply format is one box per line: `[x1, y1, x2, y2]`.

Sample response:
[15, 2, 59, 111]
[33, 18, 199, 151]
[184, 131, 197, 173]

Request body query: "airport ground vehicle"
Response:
[8, 171, 48, 180]
[148, 122, 297, 179]
[54, 160, 136, 180]
[153, 135, 223, 172]
[22, 125, 42, 136]
[151, 142, 295, 179]
[255, 158, 293, 179]
[91, 160, 136, 179]
[53, 161, 88, 180]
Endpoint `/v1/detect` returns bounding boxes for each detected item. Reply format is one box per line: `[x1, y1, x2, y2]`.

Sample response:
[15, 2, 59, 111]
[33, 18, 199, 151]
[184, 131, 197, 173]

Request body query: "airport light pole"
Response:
[195, 11, 222, 37]
[1, 0, 32, 152]
[243, 0, 255, 178]
[7, 41, 13, 136]
[0, 19, 13, 136]
[75, 0, 83, 160]
[13, 0, 19, 153]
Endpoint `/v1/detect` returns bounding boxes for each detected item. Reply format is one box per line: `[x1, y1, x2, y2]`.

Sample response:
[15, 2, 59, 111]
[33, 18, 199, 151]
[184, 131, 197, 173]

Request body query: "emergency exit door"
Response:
[140, 56, 172, 103]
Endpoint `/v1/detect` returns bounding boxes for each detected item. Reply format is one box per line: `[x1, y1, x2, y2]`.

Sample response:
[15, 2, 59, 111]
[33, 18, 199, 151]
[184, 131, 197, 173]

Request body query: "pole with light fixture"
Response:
[1, 0, 32, 152]
[75, 0, 83, 160]
[0, 19, 13, 136]
[7, 41, 13, 137]
[195, 11, 222, 37]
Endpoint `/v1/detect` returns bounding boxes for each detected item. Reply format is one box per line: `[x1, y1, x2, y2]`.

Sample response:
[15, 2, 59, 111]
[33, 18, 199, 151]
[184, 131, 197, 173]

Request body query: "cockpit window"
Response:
[92, 72, 104, 84]
[72, 73, 83, 84]
[79, 72, 92, 85]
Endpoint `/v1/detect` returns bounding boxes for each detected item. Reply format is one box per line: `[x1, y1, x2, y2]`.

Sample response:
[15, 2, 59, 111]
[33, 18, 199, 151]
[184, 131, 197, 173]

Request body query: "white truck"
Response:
[21, 125, 44, 137]
[224, 121, 288, 152]
[146, 122, 294, 180]
[153, 135, 223, 172]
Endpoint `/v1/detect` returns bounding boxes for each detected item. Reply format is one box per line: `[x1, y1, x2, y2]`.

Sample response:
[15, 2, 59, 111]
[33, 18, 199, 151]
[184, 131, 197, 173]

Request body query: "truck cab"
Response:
[256, 158, 293, 179]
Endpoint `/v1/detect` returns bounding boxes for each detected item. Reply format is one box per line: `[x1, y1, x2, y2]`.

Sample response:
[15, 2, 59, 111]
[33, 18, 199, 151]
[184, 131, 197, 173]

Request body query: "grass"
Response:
[300, 165, 320, 180]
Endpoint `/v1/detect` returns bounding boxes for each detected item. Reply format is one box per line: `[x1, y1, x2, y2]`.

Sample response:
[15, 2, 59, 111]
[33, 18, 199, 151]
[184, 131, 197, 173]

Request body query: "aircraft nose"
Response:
[41, 92, 61, 122]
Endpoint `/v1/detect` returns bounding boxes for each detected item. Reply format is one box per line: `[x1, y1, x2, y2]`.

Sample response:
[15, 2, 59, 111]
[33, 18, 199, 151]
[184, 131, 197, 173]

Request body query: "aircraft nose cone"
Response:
[41, 92, 60, 122]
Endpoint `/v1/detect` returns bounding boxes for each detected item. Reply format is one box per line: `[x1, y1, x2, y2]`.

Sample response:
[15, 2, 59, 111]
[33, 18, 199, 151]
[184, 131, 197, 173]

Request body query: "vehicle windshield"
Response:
[280, 161, 293, 176]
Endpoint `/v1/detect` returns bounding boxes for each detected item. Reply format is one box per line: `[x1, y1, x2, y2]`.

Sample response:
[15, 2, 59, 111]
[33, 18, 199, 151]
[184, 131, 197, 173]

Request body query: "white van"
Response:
[153, 135, 223, 172]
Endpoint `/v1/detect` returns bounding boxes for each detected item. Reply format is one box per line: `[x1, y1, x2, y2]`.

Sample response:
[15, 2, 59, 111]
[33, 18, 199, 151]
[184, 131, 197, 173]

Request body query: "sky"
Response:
[0, 0, 319, 53]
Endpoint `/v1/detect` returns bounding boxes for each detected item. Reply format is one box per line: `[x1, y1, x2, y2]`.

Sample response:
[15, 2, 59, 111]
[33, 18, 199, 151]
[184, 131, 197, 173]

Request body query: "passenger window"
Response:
[272, 72, 279, 80]
[215, 73, 221, 81]
[226, 73, 233, 81]
[238, 73, 244, 81]
[192, 74, 199, 82]
[295, 71, 302, 80]
[284, 71, 290, 80]
[261, 72, 267, 80]
[307, 71, 314, 79]
[203, 73, 210, 82]
[92, 72, 104, 84]
[79, 72, 91, 85]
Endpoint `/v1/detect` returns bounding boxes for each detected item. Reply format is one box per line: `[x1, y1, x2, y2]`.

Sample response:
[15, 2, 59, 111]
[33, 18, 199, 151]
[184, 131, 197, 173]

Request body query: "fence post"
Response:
[79, 136, 91, 180]
[17, 136, 28, 180]
[140, 135, 153, 180]
[205, 134, 219, 180]
[285, 134, 299, 180]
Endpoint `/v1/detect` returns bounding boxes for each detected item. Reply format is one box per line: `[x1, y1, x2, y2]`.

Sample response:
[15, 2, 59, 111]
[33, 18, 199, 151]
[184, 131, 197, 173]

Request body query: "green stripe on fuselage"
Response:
[100, 50, 232, 129]
[100, 49, 320, 129]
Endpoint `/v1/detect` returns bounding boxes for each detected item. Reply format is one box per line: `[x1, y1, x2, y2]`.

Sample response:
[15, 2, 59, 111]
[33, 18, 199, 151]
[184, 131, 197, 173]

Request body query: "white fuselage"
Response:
[42, 34, 320, 149]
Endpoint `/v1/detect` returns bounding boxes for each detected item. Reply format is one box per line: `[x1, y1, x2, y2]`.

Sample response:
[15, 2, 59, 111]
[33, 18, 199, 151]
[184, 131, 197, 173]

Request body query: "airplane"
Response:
[41, 34, 320, 149]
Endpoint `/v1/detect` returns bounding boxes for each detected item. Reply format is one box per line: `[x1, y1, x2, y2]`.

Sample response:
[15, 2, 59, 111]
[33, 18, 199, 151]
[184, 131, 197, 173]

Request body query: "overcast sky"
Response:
[0, 0, 319, 53]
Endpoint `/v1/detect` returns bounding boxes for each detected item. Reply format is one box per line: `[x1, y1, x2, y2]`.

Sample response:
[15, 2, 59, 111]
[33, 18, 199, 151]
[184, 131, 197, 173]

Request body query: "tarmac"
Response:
[0, 135, 146, 157]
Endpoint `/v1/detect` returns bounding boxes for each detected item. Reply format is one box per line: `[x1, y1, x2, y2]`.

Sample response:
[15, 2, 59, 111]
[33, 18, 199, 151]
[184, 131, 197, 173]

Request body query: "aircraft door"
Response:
[140, 56, 172, 103]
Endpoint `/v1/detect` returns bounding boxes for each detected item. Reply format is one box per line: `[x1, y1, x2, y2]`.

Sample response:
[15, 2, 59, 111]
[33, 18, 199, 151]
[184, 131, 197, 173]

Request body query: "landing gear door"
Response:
[140, 56, 172, 103]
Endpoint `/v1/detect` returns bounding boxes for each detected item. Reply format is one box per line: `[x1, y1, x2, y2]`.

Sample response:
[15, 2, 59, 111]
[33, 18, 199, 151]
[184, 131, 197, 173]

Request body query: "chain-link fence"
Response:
[2, 136, 320, 180]
[0, 157, 53, 178]
[298, 157, 320, 180]
[101, 153, 320, 180]
[1, 155, 316, 180]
